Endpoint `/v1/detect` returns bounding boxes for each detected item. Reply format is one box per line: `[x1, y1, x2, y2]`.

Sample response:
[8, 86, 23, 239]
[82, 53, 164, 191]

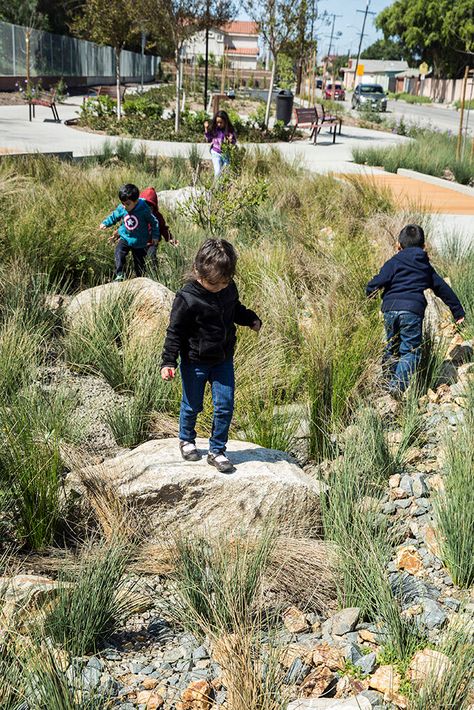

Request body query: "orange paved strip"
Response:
[342, 173, 474, 214]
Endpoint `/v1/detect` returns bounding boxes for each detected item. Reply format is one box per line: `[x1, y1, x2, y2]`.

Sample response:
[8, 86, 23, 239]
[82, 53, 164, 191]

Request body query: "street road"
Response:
[343, 95, 473, 135]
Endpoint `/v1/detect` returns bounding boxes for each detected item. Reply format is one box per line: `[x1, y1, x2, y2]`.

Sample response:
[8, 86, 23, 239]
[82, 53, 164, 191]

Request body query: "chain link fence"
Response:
[0, 20, 158, 81]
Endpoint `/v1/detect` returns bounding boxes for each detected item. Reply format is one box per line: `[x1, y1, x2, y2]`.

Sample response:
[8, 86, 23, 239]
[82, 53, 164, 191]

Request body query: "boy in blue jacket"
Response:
[100, 183, 160, 281]
[366, 224, 465, 398]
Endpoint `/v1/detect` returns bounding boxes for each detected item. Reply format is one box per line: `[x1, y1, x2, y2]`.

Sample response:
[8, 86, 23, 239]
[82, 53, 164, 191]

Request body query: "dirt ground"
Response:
[0, 91, 27, 105]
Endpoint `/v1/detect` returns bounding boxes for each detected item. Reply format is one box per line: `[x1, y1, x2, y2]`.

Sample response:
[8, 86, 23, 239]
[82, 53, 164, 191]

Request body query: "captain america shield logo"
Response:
[124, 214, 139, 231]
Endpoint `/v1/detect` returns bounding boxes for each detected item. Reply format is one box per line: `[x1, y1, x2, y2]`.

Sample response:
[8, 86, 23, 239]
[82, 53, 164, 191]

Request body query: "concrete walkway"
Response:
[0, 96, 407, 175]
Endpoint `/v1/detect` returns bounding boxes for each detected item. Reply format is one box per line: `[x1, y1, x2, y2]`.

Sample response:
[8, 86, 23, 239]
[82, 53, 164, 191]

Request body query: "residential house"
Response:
[341, 58, 409, 91]
[183, 20, 259, 71]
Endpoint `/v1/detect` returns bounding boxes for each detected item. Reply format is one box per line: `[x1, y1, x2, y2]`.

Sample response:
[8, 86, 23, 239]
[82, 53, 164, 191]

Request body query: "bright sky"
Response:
[240, 0, 394, 58]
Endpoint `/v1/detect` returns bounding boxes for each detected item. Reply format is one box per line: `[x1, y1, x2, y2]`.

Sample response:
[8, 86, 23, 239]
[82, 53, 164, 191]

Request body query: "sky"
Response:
[240, 0, 394, 59]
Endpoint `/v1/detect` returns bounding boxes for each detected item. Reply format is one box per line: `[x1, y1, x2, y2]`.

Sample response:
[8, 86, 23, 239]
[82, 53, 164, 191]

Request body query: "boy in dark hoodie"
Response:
[100, 183, 160, 281]
[140, 187, 178, 270]
[366, 224, 465, 398]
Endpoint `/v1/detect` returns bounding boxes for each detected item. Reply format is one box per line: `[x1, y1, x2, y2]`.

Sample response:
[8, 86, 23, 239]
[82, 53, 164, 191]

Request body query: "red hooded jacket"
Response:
[140, 187, 173, 244]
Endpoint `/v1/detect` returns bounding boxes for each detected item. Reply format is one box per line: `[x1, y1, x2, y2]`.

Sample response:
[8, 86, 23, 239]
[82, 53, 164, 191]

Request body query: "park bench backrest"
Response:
[294, 107, 317, 125]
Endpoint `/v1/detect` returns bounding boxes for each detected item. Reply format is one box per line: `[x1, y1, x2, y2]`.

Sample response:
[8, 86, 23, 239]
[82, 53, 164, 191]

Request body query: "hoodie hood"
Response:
[140, 187, 158, 215]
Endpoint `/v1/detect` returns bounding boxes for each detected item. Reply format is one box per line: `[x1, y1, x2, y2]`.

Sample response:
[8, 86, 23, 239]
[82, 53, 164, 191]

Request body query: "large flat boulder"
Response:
[64, 277, 174, 342]
[66, 438, 321, 538]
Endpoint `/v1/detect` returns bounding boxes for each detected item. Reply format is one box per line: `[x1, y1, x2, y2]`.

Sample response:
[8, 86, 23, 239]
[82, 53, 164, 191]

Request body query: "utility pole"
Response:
[326, 13, 342, 99]
[204, 0, 210, 110]
[352, 0, 375, 88]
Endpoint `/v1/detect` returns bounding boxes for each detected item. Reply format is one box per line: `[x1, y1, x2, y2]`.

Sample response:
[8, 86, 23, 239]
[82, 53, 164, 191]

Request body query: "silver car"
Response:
[352, 83, 388, 112]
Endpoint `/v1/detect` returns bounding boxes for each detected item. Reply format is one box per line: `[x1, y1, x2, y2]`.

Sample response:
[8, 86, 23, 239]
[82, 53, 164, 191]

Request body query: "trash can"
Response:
[276, 89, 294, 125]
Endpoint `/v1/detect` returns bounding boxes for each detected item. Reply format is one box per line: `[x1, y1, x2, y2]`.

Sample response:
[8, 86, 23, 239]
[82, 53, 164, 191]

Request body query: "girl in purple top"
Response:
[204, 110, 237, 177]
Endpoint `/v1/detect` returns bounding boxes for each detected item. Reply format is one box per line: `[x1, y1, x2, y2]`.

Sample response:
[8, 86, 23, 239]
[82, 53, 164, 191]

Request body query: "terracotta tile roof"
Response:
[224, 47, 259, 55]
[221, 21, 259, 36]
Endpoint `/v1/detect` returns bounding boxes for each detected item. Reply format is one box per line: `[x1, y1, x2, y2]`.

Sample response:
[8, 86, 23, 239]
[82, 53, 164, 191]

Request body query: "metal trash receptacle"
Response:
[275, 89, 294, 125]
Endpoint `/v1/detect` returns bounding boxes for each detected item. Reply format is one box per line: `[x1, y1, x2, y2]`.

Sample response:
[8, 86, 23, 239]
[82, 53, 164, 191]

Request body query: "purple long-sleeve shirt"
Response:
[204, 128, 236, 154]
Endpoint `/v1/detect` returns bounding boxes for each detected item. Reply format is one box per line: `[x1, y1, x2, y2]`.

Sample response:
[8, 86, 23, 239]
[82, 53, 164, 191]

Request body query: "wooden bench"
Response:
[88, 85, 127, 101]
[315, 103, 343, 137]
[290, 105, 342, 144]
[290, 107, 319, 143]
[28, 89, 60, 122]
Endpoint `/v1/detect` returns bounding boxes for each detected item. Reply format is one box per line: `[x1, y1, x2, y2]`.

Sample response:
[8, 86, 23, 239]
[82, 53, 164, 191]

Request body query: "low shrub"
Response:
[393, 92, 432, 104]
[353, 130, 474, 185]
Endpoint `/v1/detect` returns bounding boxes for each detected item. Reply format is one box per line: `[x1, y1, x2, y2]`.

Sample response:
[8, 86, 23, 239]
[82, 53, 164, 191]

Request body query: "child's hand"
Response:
[251, 319, 262, 332]
[169, 236, 180, 247]
[204, 121, 209, 131]
[107, 230, 119, 244]
[456, 317, 465, 324]
[161, 367, 176, 380]
[99, 223, 107, 231]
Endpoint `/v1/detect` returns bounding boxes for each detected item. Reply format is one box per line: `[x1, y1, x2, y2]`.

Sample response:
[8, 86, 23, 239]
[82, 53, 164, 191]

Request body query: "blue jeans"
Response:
[210, 149, 229, 177]
[383, 311, 423, 392]
[179, 359, 235, 454]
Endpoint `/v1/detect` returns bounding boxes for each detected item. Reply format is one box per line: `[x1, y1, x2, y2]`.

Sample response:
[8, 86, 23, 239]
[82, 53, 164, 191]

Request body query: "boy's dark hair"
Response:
[193, 239, 237, 284]
[118, 183, 139, 202]
[399, 224, 425, 249]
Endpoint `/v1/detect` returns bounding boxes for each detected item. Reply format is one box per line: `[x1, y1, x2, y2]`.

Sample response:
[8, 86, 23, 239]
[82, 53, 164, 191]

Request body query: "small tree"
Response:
[244, 0, 301, 128]
[141, 0, 233, 132]
[72, 0, 139, 118]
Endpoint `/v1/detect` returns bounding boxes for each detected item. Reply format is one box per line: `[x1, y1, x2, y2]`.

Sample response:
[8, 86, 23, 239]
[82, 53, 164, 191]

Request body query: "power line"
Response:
[352, 0, 376, 86]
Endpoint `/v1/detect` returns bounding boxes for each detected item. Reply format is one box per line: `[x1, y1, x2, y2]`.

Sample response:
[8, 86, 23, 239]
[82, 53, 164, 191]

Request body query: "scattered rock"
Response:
[283, 607, 310, 634]
[354, 652, 377, 675]
[287, 695, 372, 709]
[407, 648, 451, 686]
[368, 665, 401, 695]
[329, 608, 360, 636]
[418, 597, 447, 630]
[395, 546, 423, 575]
[178, 679, 213, 710]
[300, 665, 335, 698]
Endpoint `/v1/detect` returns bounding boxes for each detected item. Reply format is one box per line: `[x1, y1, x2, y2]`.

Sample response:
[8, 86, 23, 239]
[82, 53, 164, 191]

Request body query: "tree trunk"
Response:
[115, 47, 122, 119]
[264, 55, 276, 128]
[175, 47, 181, 133]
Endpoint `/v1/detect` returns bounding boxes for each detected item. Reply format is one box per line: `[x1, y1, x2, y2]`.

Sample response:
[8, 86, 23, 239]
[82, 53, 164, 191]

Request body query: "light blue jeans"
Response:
[210, 148, 229, 177]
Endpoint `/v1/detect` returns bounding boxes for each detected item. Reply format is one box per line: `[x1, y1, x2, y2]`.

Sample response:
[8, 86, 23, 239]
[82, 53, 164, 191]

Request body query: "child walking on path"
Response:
[204, 110, 236, 177]
[100, 183, 160, 281]
[366, 224, 465, 398]
[140, 187, 179, 270]
[161, 239, 261, 473]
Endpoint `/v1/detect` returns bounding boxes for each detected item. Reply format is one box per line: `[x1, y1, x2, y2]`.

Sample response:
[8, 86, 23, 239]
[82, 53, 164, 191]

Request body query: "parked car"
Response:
[324, 82, 345, 101]
[316, 78, 323, 89]
[351, 83, 388, 111]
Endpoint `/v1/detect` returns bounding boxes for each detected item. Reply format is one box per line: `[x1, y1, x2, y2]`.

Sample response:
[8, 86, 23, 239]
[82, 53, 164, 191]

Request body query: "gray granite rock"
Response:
[419, 597, 447, 629]
[355, 651, 377, 675]
[329, 607, 360, 636]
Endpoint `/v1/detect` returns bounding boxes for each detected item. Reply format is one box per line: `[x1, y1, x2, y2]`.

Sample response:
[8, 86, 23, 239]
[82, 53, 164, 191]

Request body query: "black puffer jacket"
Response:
[161, 280, 259, 368]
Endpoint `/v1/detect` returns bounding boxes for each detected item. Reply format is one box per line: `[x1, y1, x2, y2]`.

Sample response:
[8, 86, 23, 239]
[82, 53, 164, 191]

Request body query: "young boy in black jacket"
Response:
[161, 239, 261, 473]
[366, 224, 465, 398]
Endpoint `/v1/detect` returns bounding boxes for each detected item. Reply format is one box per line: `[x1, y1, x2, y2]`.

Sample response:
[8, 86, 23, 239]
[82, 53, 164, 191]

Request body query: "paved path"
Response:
[0, 96, 408, 175]
[352, 173, 474, 215]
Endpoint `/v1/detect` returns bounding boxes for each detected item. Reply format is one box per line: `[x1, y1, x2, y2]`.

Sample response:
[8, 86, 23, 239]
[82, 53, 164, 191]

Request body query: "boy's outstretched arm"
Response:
[100, 204, 127, 229]
[366, 261, 393, 297]
[431, 271, 465, 322]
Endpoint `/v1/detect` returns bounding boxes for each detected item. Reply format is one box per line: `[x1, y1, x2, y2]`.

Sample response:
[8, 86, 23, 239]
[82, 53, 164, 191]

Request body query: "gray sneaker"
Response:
[179, 441, 201, 462]
[207, 452, 235, 474]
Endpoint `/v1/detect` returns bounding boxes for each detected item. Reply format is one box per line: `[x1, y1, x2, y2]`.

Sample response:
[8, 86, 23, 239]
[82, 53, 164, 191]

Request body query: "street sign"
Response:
[356, 64, 364, 76]
[419, 62, 429, 76]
